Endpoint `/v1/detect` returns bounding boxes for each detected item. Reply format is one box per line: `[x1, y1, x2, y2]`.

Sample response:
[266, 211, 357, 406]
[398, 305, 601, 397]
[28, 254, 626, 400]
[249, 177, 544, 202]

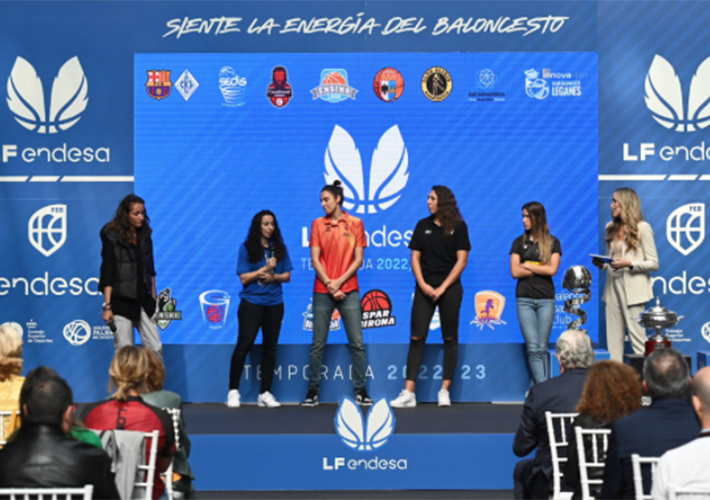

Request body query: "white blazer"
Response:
[602, 221, 659, 306]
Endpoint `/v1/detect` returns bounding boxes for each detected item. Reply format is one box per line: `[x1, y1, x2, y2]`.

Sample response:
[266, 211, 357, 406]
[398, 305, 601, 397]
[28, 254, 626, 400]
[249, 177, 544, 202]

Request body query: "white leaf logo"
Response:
[6, 56, 88, 134]
[644, 54, 710, 132]
[28, 204, 67, 257]
[335, 397, 396, 451]
[667, 203, 705, 256]
[325, 125, 409, 214]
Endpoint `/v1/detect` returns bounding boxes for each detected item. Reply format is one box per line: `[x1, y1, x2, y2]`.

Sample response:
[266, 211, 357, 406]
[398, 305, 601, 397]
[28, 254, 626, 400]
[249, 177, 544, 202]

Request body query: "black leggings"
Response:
[229, 299, 284, 392]
[406, 280, 463, 381]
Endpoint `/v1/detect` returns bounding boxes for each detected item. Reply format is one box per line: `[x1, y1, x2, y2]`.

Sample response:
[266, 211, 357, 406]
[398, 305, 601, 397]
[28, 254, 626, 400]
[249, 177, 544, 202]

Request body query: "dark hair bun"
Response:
[333, 180, 342, 187]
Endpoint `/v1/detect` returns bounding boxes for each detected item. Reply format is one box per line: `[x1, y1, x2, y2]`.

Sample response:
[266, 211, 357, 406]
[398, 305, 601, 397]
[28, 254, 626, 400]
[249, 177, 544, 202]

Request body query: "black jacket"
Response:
[0, 424, 120, 499]
[99, 224, 155, 300]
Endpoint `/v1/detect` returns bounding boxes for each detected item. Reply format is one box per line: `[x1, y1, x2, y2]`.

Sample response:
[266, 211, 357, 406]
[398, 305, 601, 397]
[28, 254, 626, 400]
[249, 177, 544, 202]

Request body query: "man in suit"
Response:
[514, 329, 595, 499]
[601, 348, 700, 499]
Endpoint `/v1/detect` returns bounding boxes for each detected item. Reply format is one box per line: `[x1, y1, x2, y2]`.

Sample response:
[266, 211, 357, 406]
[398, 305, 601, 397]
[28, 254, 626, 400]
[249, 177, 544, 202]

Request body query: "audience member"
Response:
[140, 348, 195, 499]
[0, 374, 119, 498]
[514, 329, 595, 499]
[651, 366, 710, 499]
[601, 348, 700, 499]
[80, 346, 175, 500]
[0, 324, 24, 443]
[565, 360, 642, 499]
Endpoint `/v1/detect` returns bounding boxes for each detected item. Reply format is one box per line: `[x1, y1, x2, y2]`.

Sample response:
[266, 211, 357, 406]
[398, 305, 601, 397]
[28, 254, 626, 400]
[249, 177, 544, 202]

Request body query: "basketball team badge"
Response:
[421, 67, 452, 102]
[311, 69, 358, 103]
[373, 68, 404, 102]
[303, 299, 341, 331]
[146, 70, 172, 100]
[361, 290, 397, 329]
[470, 290, 507, 330]
[266, 66, 293, 108]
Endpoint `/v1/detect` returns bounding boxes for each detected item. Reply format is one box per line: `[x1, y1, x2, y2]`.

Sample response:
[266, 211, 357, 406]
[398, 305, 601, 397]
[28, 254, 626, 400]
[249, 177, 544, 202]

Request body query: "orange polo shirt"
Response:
[310, 212, 367, 294]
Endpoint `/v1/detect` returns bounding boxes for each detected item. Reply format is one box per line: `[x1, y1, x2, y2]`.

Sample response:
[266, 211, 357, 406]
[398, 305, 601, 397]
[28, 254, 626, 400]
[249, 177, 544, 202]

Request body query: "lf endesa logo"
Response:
[3, 56, 110, 164]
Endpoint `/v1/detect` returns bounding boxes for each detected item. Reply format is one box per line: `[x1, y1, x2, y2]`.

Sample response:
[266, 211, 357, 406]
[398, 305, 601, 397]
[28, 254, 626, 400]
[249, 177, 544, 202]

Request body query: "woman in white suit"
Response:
[593, 188, 659, 361]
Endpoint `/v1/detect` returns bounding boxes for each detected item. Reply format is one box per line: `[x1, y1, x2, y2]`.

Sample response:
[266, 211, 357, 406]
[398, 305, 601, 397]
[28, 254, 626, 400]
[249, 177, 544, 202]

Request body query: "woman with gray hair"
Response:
[0, 324, 24, 443]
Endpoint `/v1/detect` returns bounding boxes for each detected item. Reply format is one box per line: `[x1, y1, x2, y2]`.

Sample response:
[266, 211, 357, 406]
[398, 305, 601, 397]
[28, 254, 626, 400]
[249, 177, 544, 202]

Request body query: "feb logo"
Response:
[360, 290, 397, 329]
[325, 124, 408, 214]
[199, 290, 230, 329]
[335, 397, 395, 451]
[470, 290, 507, 330]
[7, 56, 88, 134]
[311, 69, 358, 103]
[28, 204, 67, 257]
[645, 55, 710, 132]
[63, 320, 91, 346]
[266, 66, 293, 108]
[146, 70, 172, 100]
[525, 68, 549, 100]
[667, 203, 705, 256]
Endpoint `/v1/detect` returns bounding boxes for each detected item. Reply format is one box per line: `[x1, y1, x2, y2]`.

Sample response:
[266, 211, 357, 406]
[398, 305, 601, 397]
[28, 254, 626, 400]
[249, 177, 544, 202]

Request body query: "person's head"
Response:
[556, 329, 595, 371]
[576, 360, 642, 423]
[144, 348, 165, 393]
[109, 194, 152, 242]
[691, 366, 710, 427]
[321, 180, 345, 216]
[521, 201, 553, 262]
[429, 185, 463, 236]
[643, 348, 690, 400]
[0, 324, 23, 382]
[22, 374, 74, 432]
[611, 188, 642, 223]
[244, 210, 286, 263]
[109, 346, 150, 400]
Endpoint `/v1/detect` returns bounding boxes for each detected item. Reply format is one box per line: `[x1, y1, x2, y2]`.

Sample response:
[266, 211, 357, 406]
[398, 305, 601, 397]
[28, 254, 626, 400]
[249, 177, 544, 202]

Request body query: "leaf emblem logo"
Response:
[666, 203, 705, 256]
[28, 204, 67, 257]
[7, 56, 88, 134]
[325, 125, 409, 214]
[645, 54, 710, 132]
[334, 397, 396, 451]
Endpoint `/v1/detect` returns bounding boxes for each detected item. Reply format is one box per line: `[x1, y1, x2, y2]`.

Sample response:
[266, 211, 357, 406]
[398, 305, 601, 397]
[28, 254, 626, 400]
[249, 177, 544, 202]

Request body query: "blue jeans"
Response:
[516, 297, 555, 385]
[308, 291, 367, 390]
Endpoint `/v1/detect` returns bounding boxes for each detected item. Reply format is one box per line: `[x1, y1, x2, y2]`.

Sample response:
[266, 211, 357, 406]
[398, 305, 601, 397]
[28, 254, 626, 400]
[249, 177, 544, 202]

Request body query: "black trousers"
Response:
[228, 299, 284, 392]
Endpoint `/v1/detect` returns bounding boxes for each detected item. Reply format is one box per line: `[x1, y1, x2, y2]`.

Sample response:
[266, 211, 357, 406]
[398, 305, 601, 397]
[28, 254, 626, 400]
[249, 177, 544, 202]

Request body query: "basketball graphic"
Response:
[361, 290, 392, 312]
[323, 71, 347, 85]
[207, 305, 224, 324]
[311, 69, 358, 103]
[361, 290, 397, 329]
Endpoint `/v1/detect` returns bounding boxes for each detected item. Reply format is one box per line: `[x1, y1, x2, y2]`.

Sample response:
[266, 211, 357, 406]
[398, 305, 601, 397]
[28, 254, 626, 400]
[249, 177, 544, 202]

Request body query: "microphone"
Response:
[108, 318, 117, 333]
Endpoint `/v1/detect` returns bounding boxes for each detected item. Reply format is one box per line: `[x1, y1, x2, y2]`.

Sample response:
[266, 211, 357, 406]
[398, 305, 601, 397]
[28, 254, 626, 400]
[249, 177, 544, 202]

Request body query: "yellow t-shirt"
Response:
[0, 374, 25, 444]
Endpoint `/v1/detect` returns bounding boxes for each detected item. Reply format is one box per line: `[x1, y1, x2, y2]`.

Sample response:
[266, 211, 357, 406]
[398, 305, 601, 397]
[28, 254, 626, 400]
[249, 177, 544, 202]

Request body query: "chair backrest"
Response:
[0, 485, 93, 500]
[134, 430, 160, 500]
[0, 410, 20, 446]
[631, 453, 660, 500]
[575, 426, 612, 500]
[545, 411, 579, 500]
[161, 408, 181, 500]
[668, 486, 710, 500]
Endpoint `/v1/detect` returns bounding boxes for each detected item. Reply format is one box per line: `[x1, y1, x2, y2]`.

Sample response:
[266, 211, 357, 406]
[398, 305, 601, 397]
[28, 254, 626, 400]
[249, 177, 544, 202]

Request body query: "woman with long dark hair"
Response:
[227, 210, 292, 408]
[391, 186, 470, 408]
[100, 194, 162, 358]
[510, 202, 561, 385]
[593, 188, 659, 360]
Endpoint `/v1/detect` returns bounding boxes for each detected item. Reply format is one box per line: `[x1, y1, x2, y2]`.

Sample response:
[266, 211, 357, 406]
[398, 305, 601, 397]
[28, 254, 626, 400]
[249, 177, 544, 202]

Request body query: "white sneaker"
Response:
[390, 390, 416, 408]
[227, 389, 240, 408]
[438, 388, 451, 407]
[258, 391, 281, 408]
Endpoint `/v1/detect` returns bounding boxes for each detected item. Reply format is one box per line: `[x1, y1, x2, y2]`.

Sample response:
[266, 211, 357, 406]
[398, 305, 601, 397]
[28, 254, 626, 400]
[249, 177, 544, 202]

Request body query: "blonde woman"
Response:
[593, 188, 659, 360]
[0, 324, 24, 443]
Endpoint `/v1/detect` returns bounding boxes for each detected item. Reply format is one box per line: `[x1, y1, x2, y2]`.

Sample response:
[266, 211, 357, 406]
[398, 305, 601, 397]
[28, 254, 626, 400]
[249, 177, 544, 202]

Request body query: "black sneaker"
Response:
[301, 388, 319, 407]
[355, 387, 373, 406]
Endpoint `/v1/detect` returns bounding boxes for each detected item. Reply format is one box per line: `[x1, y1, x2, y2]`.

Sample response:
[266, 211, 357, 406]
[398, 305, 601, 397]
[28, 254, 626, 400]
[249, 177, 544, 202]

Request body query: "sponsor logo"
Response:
[266, 66, 292, 108]
[155, 287, 183, 330]
[470, 290, 507, 330]
[219, 67, 247, 107]
[302, 298, 341, 331]
[311, 69, 357, 103]
[325, 125, 408, 214]
[199, 290, 230, 329]
[175, 69, 199, 101]
[667, 203, 705, 256]
[63, 320, 91, 346]
[373, 68, 404, 103]
[360, 290, 397, 329]
[526, 67, 581, 99]
[421, 67, 452, 102]
[24, 318, 50, 343]
[702, 322, 710, 344]
[1, 322, 23, 338]
[146, 70, 172, 100]
[28, 205, 67, 257]
[7, 56, 88, 134]
[0, 273, 99, 297]
[470, 69, 505, 102]
[645, 54, 710, 132]
[478, 69, 496, 88]
[525, 68, 549, 100]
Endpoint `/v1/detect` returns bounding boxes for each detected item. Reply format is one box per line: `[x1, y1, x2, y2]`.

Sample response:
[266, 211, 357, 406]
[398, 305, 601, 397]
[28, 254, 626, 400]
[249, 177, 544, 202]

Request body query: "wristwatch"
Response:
[102, 302, 112, 310]
[629, 262, 635, 271]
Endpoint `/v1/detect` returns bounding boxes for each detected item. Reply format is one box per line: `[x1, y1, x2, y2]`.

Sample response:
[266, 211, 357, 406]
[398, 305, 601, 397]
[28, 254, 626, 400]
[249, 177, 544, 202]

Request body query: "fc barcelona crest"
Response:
[146, 70, 172, 100]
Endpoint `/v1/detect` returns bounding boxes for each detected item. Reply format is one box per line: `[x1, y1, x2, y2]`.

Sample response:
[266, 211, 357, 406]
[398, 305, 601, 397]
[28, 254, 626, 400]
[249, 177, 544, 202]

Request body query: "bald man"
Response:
[652, 366, 710, 499]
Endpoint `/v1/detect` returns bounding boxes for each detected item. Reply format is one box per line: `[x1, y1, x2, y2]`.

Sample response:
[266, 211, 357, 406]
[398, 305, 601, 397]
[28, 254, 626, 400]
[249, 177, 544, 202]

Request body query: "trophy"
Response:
[637, 298, 683, 356]
[562, 265, 592, 331]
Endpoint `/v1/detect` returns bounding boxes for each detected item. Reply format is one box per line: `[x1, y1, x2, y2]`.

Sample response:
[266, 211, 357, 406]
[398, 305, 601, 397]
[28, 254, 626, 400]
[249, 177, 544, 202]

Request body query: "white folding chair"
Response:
[0, 410, 20, 446]
[0, 485, 93, 499]
[668, 485, 710, 500]
[631, 453, 660, 500]
[545, 411, 578, 500]
[133, 430, 160, 500]
[575, 426, 611, 500]
[161, 408, 182, 500]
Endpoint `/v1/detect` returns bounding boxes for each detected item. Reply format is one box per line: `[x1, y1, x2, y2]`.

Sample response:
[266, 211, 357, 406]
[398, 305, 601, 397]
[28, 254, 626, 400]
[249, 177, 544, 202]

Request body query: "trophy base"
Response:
[644, 338, 672, 356]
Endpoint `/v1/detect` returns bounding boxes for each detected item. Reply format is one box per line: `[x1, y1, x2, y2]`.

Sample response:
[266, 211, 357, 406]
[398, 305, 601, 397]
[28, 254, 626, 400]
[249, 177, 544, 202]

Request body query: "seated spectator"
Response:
[652, 366, 710, 499]
[514, 329, 595, 499]
[80, 346, 175, 500]
[601, 348, 700, 499]
[0, 373, 119, 499]
[565, 360, 642, 499]
[0, 324, 24, 443]
[140, 348, 195, 499]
